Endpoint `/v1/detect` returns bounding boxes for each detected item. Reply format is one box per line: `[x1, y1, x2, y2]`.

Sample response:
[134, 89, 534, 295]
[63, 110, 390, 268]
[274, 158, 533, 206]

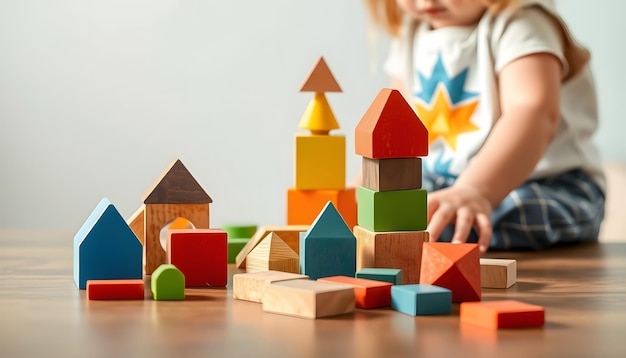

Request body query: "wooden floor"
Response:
[1, 229, 625, 357]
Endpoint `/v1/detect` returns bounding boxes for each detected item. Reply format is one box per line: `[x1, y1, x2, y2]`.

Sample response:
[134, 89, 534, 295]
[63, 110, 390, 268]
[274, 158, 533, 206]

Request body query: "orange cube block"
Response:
[318, 275, 392, 309]
[287, 188, 356, 228]
[460, 300, 545, 329]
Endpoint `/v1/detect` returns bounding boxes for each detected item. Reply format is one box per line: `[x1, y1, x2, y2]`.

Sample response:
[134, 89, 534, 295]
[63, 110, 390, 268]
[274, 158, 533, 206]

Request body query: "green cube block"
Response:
[357, 186, 427, 232]
[228, 238, 250, 263]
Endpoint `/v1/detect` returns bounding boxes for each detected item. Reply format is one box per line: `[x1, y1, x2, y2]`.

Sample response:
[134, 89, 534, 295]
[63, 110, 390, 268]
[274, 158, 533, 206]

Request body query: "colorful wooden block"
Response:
[300, 202, 356, 280]
[357, 186, 427, 232]
[355, 88, 428, 159]
[222, 223, 258, 239]
[236, 225, 309, 269]
[141, 159, 212, 275]
[263, 279, 354, 319]
[294, 134, 345, 190]
[246, 232, 300, 274]
[228, 238, 250, 263]
[420, 242, 481, 302]
[299, 56, 342, 93]
[391, 284, 452, 316]
[362, 157, 422, 191]
[480, 258, 517, 289]
[166, 229, 227, 287]
[74, 198, 143, 290]
[87, 279, 145, 300]
[233, 270, 309, 303]
[298, 92, 339, 135]
[356, 268, 403, 285]
[151, 264, 185, 300]
[460, 300, 545, 329]
[318, 276, 392, 309]
[127, 206, 145, 245]
[354, 226, 428, 284]
[287, 188, 356, 229]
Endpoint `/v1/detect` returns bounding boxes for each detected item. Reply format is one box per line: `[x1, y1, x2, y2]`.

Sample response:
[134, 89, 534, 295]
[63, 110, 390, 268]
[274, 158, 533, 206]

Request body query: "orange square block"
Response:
[87, 279, 145, 300]
[287, 188, 356, 229]
[460, 300, 545, 329]
[318, 275, 392, 309]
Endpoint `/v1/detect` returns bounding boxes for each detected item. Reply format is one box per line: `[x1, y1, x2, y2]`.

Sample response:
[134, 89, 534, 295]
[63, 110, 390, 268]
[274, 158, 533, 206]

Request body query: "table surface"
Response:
[1, 229, 625, 358]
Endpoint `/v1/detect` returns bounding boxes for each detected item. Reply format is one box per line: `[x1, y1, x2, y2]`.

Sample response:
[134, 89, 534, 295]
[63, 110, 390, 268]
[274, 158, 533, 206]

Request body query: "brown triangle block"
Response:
[246, 233, 300, 274]
[299, 56, 342, 93]
[142, 159, 212, 204]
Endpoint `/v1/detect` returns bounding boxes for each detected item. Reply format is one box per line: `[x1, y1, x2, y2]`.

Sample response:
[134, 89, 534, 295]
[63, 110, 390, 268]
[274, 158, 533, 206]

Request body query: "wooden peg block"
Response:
[246, 232, 300, 274]
[318, 276, 392, 309]
[87, 279, 145, 300]
[362, 157, 422, 191]
[151, 264, 185, 301]
[354, 225, 428, 284]
[287, 188, 356, 229]
[233, 270, 309, 303]
[356, 268, 403, 285]
[460, 300, 545, 329]
[263, 279, 354, 319]
[391, 284, 452, 316]
[236, 225, 309, 269]
[295, 134, 346, 190]
[480, 258, 517, 288]
[357, 186, 427, 232]
[166, 229, 227, 287]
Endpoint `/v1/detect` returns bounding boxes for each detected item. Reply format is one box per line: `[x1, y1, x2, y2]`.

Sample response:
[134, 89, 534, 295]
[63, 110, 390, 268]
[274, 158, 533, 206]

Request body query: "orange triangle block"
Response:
[299, 56, 342, 93]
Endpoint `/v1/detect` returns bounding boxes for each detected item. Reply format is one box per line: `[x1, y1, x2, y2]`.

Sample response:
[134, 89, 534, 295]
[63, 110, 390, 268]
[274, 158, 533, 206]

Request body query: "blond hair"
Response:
[365, 0, 518, 36]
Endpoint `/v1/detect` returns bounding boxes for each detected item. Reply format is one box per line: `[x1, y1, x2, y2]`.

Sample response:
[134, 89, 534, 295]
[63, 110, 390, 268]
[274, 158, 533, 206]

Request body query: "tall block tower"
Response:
[286, 56, 357, 228]
[353, 88, 430, 284]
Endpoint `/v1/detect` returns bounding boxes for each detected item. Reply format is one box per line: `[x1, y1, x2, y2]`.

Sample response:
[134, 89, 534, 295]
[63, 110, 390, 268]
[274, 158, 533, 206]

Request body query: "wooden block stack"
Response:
[353, 88, 430, 284]
[286, 56, 356, 229]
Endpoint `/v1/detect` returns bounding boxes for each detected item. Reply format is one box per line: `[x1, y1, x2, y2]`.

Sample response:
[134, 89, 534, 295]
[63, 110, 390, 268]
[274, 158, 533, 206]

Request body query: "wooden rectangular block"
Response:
[236, 226, 309, 269]
[233, 270, 309, 303]
[460, 300, 545, 329]
[391, 284, 452, 316]
[87, 279, 145, 300]
[263, 279, 355, 319]
[167, 229, 227, 287]
[318, 276, 392, 309]
[354, 225, 428, 284]
[480, 258, 516, 288]
[294, 134, 345, 190]
[287, 188, 356, 229]
[356, 268, 403, 285]
[357, 186, 427, 232]
[362, 157, 422, 191]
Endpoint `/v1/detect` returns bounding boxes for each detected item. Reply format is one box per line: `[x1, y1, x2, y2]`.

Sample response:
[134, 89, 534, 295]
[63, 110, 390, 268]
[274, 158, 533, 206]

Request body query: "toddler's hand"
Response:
[427, 185, 493, 253]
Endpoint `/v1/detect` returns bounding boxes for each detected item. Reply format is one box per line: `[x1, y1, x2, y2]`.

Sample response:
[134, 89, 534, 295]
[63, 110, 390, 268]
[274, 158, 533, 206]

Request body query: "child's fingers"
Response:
[451, 207, 474, 244]
[475, 213, 492, 253]
[427, 203, 455, 242]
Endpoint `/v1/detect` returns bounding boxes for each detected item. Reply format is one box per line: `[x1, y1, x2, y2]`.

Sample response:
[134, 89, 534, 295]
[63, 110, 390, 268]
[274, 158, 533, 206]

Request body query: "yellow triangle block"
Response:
[298, 93, 340, 134]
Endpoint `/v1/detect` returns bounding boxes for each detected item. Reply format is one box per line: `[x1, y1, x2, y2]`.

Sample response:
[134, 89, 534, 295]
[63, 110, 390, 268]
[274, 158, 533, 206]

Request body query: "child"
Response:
[361, 0, 606, 252]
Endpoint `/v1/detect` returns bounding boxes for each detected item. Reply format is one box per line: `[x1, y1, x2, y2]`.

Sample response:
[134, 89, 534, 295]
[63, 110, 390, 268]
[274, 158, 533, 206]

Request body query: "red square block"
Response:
[87, 279, 145, 300]
[460, 300, 545, 329]
[318, 275, 392, 309]
[167, 229, 228, 287]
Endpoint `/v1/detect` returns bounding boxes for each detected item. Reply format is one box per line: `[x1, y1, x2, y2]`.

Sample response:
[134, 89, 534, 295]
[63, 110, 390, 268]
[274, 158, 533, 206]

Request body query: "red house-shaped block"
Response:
[166, 229, 227, 287]
[355, 88, 428, 159]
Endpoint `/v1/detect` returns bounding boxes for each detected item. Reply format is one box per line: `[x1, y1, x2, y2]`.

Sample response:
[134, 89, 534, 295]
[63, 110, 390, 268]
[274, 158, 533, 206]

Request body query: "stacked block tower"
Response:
[286, 56, 357, 229]
[353, 88, 430, 284]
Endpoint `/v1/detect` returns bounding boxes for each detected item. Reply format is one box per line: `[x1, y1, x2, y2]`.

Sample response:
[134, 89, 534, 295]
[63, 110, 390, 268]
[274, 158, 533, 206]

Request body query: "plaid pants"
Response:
[423, 169, 605, 250]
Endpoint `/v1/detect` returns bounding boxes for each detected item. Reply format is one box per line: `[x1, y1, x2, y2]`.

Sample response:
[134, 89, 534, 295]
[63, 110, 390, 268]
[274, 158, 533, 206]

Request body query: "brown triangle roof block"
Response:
[299, 56, 342, 93]
[142, 159, 212, 204]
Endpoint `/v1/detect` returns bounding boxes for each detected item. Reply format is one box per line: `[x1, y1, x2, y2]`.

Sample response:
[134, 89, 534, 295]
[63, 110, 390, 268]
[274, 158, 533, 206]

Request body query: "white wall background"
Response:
[1, 0, 623, 231]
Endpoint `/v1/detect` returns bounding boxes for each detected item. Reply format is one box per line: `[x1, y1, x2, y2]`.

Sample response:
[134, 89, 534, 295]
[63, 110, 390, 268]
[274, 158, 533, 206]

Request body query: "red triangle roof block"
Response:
[142, 159, 212, 204]
[299, 56, 342, 93]
[355, 88, 428, 159]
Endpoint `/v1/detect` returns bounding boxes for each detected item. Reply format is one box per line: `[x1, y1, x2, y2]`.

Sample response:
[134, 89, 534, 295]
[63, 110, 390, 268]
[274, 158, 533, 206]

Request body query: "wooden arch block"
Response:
[151, 264, 185, 300]
[299, 56, 342, 93]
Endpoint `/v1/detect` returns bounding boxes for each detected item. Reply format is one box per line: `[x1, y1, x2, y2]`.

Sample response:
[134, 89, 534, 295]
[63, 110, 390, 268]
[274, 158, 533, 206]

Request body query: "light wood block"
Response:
[356, 268, 403, 285]
[480, 258, 517, 288]
[151, 264, 185, 301]
[460, 300, 545, 329]
[298, 92, 339, 135]
[357, 186, 427, 232]
[362, 157, 422, 191]
[300, 202, 356, 279]
[166, 229, 227, 287]
[391, 284, 452, 316]
[233, 270, 309, 303]
[295, 134, 345, 190]
[246, 232, 300, 274]
[262, 279, 354, 319]
[236, 225, 309, 269]
[74, 198, 143, 290]
[355, 88, 428, 159]
[87, 279, 145, 300]
[354, 226, 428, 284]
[318, 276, 392, 309]
[420, 242, 481, 302]
[287, 187, 356, 229]
[299, 56, 342, 93]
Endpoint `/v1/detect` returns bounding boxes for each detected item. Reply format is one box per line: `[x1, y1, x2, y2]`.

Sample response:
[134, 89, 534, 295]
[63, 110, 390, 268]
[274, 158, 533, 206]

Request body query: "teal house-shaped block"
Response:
[299, 201, 356, 279]
[74, 198, 143, 289]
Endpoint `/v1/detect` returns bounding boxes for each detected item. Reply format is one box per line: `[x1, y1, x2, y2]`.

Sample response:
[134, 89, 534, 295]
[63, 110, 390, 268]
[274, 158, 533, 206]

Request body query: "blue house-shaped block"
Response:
[74, 198, 143, 289]
[300, 201, 356, 279]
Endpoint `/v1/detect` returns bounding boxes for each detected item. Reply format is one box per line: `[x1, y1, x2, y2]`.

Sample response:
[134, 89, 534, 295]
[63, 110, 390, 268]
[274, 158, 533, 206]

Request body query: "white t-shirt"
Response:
[384, 0, 606, 191]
